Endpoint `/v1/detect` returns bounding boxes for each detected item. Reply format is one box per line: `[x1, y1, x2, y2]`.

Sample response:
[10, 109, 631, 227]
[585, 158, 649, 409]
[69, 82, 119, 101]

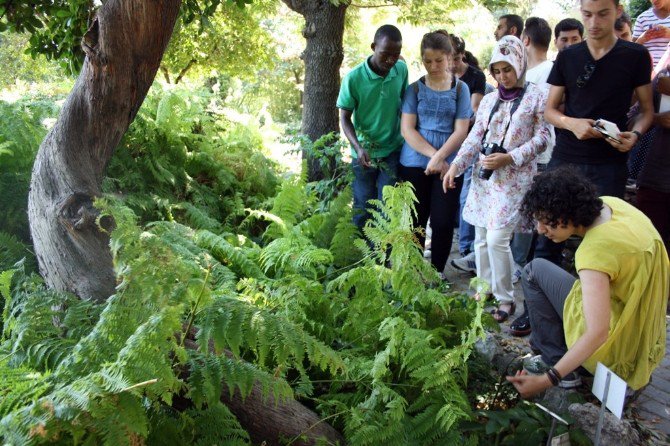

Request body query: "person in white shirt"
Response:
[522, 17, 555, 164]
[633, 0, 670, 65]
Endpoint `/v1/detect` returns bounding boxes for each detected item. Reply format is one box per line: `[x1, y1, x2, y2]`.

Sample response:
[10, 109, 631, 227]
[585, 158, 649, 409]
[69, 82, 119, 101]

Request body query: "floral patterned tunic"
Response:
[451, 82, 550, 232]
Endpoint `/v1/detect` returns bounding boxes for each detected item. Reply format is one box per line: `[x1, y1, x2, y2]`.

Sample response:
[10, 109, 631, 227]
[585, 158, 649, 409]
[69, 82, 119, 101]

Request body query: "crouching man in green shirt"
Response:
[337, 24, 409, 230]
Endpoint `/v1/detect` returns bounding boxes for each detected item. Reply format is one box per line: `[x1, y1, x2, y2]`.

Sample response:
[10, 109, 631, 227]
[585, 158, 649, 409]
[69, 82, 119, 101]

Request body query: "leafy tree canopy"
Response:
[0, 0, 251, 73]
[161, 0, 277, 83]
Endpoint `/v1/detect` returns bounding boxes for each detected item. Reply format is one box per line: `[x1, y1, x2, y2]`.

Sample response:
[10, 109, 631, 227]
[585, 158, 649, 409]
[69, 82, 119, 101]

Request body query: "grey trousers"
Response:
[522, 258, 576, 365]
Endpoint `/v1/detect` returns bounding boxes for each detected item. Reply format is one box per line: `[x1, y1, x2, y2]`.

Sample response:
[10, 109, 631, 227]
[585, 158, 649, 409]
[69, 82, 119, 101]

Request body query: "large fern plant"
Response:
[0, 177, 486, 445]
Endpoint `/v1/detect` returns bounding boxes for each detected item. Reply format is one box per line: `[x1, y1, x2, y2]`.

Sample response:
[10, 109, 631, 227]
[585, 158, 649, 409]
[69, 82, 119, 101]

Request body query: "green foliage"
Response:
[0, 33, 64, 88]
[0, 233, 36, 273]
[0, 96, 61, 243]
[460, 401, 589, 446]
[630, 0, 650, 21]
[161, 0, 277, 84]
[104, 85, 279, 233]
[286, 132, 353, 211]
[0, 0, 254, 74]
[0, 176, 491, 444]
[0, 198, 321, 444]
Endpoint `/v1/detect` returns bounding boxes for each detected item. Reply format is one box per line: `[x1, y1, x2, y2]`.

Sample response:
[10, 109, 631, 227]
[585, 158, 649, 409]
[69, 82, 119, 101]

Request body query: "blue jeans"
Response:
[458, 165, 475, 254]
[352, 151, 400, 230]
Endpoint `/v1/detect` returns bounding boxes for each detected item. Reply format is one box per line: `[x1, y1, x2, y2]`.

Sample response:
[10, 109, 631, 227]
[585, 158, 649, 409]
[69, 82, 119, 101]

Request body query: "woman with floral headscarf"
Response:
[443, 36, 551, 322]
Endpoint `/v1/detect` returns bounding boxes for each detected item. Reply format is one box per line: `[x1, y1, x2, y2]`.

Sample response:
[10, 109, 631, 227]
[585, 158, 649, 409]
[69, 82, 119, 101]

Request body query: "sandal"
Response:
[490, 302, 516, 323]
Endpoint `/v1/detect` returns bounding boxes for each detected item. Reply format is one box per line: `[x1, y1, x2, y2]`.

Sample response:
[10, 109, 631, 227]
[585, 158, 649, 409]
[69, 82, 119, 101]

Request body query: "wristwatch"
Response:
[632, 130, 643, 139]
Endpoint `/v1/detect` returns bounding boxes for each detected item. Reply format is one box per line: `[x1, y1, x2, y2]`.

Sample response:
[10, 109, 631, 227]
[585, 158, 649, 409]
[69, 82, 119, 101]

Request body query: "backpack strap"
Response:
[412, 75, 426, 95]
[414, 76, 462, 99]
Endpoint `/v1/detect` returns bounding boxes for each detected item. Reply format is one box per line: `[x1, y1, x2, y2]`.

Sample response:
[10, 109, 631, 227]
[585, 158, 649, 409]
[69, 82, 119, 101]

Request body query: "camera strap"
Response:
[480, 83, 528, 146]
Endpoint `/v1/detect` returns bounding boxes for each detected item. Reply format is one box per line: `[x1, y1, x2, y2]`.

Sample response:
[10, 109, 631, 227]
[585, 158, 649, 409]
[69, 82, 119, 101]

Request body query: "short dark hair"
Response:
[464, 51, 480, 69]
[374, 24, 402, 44]
[615, 11, 632, 32]
[521, 167, 603, 228]
[449, 34, 466, 55]
[554, 18, 584, 39]
[501, 14, 524, 38]
[523, 17, 551, 51]
[420, 30, 453, 56]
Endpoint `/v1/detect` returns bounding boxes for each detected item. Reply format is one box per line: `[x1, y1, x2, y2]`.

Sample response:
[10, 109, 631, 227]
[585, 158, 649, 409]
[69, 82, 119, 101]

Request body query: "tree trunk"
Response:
[282, 0, 347, 181]
[183, 338, 345, 446]
[26, 0, 344, 441]
[28, 0, 182, 302]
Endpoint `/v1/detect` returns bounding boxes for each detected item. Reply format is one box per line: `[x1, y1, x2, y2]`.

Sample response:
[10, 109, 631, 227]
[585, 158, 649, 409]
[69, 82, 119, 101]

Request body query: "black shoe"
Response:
[510, 314, 531, 337]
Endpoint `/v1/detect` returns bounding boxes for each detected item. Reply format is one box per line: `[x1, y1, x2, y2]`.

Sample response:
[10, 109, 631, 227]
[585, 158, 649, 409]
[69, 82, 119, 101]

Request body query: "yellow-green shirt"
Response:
[563, 197, 669, 390]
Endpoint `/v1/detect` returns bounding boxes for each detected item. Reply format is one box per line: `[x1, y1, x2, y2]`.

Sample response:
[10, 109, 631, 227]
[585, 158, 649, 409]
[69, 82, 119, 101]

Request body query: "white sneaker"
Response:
[450, 252, 476, 274]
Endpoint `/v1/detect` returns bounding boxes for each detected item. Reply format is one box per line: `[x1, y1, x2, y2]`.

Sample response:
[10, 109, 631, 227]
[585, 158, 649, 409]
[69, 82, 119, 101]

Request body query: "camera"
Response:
[478, 143, 507, 180]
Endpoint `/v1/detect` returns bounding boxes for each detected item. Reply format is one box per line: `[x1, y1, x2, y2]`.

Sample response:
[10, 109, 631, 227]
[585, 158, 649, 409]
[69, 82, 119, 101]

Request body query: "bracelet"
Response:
[546, 371, 559, 386]
[546, 367, 562, 386]
[632, 130, 642, 139]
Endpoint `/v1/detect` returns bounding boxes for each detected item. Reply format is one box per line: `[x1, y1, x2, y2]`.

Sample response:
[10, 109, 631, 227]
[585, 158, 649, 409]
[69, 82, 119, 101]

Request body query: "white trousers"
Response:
[474, 225, 515, 304]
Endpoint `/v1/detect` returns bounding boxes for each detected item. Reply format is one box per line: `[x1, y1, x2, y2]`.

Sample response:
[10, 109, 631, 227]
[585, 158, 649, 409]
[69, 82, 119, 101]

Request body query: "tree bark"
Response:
[26, 0, 345, 442]
[183, 338, 345, 446]
[282, 0, 347, 181]
[28, 0, 182, 302]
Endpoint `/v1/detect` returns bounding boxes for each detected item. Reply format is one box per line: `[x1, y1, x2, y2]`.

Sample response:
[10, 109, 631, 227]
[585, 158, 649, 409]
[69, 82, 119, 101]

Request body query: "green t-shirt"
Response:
[564, 197, 669, 390]
[337, 58, 408, 159]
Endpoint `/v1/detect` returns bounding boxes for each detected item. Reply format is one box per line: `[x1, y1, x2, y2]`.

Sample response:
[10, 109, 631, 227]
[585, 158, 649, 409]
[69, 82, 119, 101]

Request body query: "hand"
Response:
[656, 111, 670, 128]
[568, 118, 602, 140]
[606, 131, 638, 152]
[425, 153, 445, 175]
[442, 165, 458, 192]
[481, 153, 512, 170]
[657, 76, 670, 96]
[506, 370, 552, 399]
[637, 26, 669, 44]
[356, 147, 371, 168]
[438, 161, 450, 180]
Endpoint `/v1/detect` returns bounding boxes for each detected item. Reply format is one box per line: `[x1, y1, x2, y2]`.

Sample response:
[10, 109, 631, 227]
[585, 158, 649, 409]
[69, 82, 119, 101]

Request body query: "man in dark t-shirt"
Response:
[537, 0, 654, 267]
[545, 0, 654, 199]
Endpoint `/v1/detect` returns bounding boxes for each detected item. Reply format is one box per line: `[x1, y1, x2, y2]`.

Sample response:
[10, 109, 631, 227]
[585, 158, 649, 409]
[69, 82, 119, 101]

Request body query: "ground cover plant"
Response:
[0, 84, 502, 444]
[0, 81, 616, 445]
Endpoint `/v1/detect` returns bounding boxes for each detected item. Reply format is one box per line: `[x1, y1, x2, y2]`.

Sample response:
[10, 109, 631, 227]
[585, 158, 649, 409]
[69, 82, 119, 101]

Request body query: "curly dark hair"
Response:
[521, 167, 603, 228]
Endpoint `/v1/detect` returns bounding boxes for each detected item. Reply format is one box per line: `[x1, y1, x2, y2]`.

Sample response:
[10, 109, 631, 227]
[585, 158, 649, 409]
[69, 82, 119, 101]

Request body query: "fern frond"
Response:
[194, 230, 266, 280]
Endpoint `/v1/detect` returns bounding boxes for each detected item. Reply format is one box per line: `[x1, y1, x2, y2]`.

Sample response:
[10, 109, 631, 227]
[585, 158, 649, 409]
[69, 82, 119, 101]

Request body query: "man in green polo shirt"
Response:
[337, 24, 408, 230]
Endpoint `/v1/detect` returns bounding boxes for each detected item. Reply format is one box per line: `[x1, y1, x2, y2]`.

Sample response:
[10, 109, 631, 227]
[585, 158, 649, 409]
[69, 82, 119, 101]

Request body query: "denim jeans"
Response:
[352, 151, 400, 231]
[458, 164, 475, 254]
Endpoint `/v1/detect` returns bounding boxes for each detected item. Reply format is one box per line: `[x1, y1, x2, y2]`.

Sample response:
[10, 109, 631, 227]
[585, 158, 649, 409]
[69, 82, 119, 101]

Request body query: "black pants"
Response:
[399, 165, 463, 271]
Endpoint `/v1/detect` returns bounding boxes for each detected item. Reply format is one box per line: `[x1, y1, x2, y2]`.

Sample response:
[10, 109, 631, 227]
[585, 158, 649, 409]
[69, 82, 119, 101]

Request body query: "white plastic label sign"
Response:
[592, 362, 627, 419]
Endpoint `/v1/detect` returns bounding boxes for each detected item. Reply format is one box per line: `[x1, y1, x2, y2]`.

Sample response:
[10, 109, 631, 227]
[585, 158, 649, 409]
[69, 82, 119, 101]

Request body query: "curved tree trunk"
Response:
[26, 0, 345, 441]
[182, 338, 344, 446]
[282, 0, 347, 181]
[28, 0, 182, 302]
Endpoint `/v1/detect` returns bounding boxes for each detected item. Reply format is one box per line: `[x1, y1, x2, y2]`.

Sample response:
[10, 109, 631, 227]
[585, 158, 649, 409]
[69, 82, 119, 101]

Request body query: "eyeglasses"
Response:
[576, 62, 596, 88]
